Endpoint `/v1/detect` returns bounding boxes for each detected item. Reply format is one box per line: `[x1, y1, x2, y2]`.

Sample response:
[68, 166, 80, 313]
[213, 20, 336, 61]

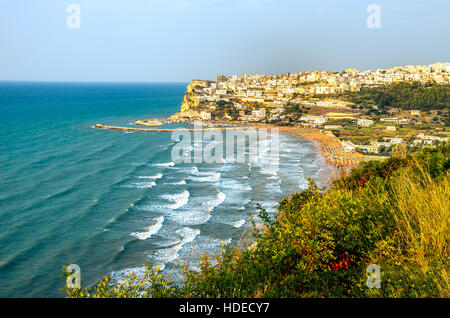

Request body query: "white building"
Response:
[342, 140, 356, 152]
[252, 108, 266, 118]
[300, 115, 328, 125]
[357, 118, 374, 127]
[356, 144, 379, 154]
[201, 111, 211, 121]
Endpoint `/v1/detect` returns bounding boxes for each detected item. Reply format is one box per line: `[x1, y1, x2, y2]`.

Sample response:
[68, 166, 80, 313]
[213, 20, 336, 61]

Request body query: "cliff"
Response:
[180, 81, 202, 112]
[169, 80, 210, 121]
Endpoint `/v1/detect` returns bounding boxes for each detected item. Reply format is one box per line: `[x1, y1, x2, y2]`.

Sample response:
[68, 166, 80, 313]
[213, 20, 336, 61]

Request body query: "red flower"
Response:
[358, 177, 366, 187]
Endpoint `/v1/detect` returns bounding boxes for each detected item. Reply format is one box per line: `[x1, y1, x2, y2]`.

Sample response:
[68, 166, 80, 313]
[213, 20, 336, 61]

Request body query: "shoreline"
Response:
[94, 112, 392, 188]
[94, 121, 357, 186]
[94, 120, 385, 176]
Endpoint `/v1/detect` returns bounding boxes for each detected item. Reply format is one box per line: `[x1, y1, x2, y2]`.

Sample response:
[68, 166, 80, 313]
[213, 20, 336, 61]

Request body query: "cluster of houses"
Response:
[341, 133, 449, 155]
[341, 137, 405, 154]
[189, 62, 450, 116]
[177, 63, 449, 156]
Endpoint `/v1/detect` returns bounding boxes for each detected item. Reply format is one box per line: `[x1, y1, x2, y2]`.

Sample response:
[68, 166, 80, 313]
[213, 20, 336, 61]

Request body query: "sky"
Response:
[1, 0, 449, 82]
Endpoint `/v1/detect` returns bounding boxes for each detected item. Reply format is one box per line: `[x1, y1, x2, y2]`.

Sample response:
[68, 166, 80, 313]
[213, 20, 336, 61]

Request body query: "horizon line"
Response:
[0, 80, 191, 84]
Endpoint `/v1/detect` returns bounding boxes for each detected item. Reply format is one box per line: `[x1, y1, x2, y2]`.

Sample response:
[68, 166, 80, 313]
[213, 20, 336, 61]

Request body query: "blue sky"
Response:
[1, 0, 449, 82]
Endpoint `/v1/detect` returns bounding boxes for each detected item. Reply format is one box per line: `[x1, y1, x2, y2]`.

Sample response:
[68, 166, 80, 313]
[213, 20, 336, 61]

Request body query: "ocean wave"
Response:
[223, 219, 245, 228]
[221, 179, 252, 191]
[265, 182, 282, 193]
[153, 162, 175, 167]
[205, 191, 226, 213]
[121, 181, 156, 189]
[259, 165, 279, 177]
[190, 172, 221, 183]
[110, 266, 146, 283]
[170, 191, 225, 225]
[169, 180, 186, 185]
[161, 190, 190, 210]
[137, 173, 163, 180]
[170, 210, 211, 225]
[233, 219, 246, 228]
[299, 178, 309, 190]
[110, 264, 166, 283]
[130, 216, 164, 240]
[153, 227, 201, 263]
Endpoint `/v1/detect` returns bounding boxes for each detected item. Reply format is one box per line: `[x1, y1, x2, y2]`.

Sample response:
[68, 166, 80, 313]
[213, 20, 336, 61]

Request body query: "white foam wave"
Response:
[190, 172, 221, 183]
[205, 192, 226, 213]
[299, 178, 309, 190]
[221, 179, 252, 191]
[137, 173, 163, 180]
[154, 162, 175, 167]
[130, 216, 164, 240]
[153, 227, 201, 263]
[169, 180, 186, 185]
[110, 266, 146, 283]
[161, 190, 190, 210]
[230, 219, 245, 228]
[110, 264, 166, 283]
[170, 191, 225, 225]
[122, 181, 156, 189]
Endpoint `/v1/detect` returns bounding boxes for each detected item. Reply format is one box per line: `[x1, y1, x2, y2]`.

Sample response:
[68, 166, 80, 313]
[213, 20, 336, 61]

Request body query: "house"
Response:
[341, 140, 356, 152]
[388, 137, 404, 144]
[252, 108, 266, 119]
[300, 115, 328, 125]
[386, 126, 397, 131]
[201, 111, 211, 121]
[411, 110, 421, 116]
[357, 118, 374, 127]
[356, 144, 379, 154]
[324, 125, 342, 130]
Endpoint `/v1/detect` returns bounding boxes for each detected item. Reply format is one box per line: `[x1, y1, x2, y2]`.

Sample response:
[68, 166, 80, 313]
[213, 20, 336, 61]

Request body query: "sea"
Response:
[0, 82, 330, 297]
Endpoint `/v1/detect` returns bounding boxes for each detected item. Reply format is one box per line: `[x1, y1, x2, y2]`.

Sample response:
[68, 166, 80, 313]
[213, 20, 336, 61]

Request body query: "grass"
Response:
[388, 166, 449, 296]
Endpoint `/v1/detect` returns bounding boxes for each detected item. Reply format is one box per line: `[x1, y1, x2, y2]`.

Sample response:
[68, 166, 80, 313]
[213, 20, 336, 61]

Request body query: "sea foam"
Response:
[137, 173, 163, 180]
[130, 216, 164, 240]
[154, 162, 175, 167]
[153, 227, 201, 263]
[190, 172, 221, 183]
[161, 190, 190, 210]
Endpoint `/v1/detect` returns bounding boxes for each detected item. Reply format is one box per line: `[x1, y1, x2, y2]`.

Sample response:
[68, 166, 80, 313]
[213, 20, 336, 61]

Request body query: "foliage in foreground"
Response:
[63, 144, 450, 298]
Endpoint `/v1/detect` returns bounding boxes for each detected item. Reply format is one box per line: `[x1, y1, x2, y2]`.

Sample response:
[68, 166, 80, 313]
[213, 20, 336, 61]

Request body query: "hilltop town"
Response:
[151, 62, 448, 167]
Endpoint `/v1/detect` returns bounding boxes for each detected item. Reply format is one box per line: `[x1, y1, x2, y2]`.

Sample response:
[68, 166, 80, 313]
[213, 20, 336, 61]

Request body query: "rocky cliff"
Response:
[180, 82, 200, 112]
[168, 81, 202, 121]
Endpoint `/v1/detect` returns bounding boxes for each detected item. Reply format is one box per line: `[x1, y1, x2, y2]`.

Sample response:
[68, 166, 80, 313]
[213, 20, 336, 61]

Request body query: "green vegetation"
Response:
[340, 82, 450, 110]
[280, 102, 306, 122]
[294, 80, 320, 87]
[212, 100, 239, 120]
[63, 145, 449, 298]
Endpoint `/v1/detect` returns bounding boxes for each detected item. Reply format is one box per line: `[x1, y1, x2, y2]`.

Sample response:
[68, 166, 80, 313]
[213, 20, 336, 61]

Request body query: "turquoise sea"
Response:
[0, 82, 329, 297]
